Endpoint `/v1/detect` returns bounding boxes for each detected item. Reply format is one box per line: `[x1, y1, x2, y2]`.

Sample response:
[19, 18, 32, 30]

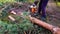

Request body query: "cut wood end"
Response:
[11, 11, 17, 15]
[8, 15, 15, 21]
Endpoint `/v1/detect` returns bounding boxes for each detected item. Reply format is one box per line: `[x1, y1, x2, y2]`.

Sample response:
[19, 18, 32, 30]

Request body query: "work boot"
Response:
[40, 17, 47, 22]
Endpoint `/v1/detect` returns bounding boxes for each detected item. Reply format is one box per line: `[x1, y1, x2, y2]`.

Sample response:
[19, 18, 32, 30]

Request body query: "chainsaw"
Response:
[29, 0, 39, 17]
[29, 4, 38, 17]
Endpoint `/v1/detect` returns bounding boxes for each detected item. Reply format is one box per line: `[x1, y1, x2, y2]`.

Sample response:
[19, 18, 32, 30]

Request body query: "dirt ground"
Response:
[46, 1, 60, 27]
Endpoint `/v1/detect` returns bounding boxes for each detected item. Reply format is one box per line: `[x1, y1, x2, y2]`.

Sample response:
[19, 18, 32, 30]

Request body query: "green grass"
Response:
[28, 0, 34, 3]
[0, 0, 16, 3]
[0, 0, 16, 7]
[57, 2, 60, 7]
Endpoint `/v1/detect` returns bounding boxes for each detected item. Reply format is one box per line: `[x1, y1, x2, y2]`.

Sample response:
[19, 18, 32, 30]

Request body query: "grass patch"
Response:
[57, 2, 60, 7]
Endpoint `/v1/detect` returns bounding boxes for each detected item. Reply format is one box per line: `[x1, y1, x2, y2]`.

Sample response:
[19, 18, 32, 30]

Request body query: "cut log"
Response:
[8, 15, 15, 21]
[29, 16, 60, 34]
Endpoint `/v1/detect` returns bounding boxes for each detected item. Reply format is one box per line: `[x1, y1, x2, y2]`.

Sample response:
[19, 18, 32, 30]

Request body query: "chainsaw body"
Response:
[29, 4, 38, 17]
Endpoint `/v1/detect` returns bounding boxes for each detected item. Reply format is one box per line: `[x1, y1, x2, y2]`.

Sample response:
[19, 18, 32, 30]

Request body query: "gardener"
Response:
[34, 0, 49, 20]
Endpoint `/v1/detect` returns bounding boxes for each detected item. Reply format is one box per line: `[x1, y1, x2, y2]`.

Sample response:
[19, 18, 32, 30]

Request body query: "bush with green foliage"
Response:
[0, 11, 52, 34]
[0, 0, 16, 3]
[0, 20, 34, 34]
[16, 0, 34, 3]
[0, 2, 52, 34]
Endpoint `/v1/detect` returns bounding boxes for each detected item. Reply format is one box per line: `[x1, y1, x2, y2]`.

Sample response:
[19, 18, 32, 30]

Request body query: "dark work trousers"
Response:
[38, 0, 49, 18]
